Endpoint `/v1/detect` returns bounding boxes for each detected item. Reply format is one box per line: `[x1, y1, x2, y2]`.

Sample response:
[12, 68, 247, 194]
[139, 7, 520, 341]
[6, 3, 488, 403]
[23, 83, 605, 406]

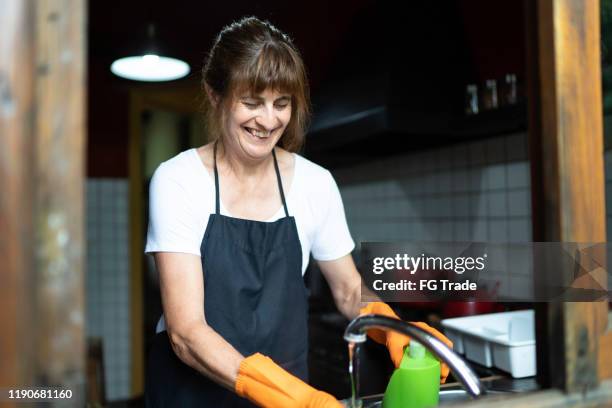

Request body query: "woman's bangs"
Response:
[232, 43, 302, 97]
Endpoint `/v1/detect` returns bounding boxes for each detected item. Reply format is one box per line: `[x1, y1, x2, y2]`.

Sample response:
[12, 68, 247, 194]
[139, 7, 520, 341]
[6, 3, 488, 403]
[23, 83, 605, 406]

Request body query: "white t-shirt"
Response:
[145, 147, 355, 273]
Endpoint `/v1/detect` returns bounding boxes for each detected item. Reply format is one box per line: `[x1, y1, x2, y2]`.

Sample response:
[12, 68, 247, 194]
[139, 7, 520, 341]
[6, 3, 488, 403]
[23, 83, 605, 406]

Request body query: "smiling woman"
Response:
[143, 16, 357, 408]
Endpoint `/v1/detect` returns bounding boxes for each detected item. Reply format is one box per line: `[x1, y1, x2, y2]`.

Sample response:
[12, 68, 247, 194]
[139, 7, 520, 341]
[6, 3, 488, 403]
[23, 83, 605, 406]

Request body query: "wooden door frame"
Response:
[127, 81, 201, 395]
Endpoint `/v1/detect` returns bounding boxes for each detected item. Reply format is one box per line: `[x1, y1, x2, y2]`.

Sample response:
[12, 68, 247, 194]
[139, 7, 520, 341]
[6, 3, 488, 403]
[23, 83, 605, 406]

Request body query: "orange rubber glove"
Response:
[359, 302, 453, 384]
[235, 353, 342, 408]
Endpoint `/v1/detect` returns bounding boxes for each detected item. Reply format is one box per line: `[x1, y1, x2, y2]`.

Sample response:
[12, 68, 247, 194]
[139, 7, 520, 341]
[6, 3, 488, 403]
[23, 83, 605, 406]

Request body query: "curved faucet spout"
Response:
[344, 314, 486, 399]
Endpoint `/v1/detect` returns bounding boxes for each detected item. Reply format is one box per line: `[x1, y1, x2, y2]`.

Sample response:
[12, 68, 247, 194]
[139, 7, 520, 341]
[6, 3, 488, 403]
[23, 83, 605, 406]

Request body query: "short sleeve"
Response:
[310, 171, 355, 261]
[145, 162, 203, 256]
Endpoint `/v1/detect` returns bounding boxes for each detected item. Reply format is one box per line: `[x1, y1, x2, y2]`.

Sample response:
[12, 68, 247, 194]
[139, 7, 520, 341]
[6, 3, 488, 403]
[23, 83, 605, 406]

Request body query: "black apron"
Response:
[145, 144, 308, 407]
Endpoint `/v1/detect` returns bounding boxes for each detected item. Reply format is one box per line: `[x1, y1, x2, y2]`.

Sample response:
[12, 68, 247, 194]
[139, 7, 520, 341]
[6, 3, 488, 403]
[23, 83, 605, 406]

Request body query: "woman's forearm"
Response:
[317, 255, 383, 320]
[336, 282, 383, 320]
[167, 322, 244, 391]
[333, 279, 362, 320]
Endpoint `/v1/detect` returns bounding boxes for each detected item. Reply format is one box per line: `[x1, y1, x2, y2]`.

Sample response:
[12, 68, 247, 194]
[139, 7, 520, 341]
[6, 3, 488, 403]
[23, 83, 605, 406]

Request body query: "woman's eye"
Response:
[243, 101, 258, 108]
[275, 103, 289, 110]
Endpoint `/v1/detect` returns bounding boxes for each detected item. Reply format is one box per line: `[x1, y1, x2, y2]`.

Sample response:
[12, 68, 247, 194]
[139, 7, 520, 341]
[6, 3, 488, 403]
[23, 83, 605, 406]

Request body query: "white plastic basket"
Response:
[441, 310, 536, 378]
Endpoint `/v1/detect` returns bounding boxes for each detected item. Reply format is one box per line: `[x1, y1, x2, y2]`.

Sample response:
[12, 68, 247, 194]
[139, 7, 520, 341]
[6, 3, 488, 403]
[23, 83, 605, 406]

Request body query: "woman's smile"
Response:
[242, 126, 275, 140]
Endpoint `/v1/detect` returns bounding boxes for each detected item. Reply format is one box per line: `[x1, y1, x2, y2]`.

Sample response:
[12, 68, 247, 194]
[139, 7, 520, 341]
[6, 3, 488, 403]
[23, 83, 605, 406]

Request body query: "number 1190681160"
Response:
[3, 388, 73, 401]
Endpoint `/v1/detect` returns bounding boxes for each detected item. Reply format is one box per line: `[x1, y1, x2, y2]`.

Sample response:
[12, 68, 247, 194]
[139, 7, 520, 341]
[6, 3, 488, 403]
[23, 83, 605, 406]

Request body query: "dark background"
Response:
[88, 0, 526, 176]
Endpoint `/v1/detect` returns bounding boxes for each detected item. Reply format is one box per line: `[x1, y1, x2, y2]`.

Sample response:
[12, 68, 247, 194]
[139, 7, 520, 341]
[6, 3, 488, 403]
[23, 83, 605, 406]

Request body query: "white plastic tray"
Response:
[441, 310, 536, 378]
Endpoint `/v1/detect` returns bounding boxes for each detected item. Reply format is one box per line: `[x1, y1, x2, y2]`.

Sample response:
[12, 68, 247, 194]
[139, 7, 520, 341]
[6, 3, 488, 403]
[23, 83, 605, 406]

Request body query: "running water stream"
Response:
[347, 342, 363, 408]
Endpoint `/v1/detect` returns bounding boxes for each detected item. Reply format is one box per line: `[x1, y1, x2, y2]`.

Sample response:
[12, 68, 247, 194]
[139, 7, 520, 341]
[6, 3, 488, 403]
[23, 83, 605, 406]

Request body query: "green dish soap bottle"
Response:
[382, 341, 440, 408]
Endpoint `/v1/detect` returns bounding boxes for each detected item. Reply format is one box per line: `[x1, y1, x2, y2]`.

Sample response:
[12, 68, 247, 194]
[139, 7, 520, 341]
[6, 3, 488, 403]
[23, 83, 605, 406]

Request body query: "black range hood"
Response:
[304, 1, 527, 167]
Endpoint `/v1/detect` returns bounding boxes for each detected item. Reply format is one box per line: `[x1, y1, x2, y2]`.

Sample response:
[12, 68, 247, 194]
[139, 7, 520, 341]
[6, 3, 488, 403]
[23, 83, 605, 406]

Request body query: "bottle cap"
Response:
[409, 340, 426, 359]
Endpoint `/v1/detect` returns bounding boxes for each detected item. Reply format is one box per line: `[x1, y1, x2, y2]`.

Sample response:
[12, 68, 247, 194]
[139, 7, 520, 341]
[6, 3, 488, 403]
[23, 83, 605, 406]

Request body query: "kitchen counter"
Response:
[443, 363, 539, 394]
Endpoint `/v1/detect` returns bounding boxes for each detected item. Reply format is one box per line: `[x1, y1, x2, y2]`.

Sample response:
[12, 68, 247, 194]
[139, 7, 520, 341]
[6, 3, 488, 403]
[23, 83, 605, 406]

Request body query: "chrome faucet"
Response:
[344, 314, 487, 398]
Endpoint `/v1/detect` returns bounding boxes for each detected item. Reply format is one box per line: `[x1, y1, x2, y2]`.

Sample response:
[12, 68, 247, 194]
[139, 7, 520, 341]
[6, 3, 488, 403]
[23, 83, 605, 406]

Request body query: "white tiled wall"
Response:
[86, 179, 131, 402]
[334, 132, 532, 245]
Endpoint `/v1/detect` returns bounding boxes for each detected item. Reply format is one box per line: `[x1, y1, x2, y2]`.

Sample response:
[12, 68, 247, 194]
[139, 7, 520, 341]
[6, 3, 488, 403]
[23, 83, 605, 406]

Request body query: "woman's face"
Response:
[224, 88, 292, 161]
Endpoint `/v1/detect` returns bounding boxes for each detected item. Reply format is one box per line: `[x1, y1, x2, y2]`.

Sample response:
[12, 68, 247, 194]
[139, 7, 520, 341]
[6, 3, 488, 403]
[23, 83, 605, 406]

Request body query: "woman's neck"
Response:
[216, 141, 275, 181]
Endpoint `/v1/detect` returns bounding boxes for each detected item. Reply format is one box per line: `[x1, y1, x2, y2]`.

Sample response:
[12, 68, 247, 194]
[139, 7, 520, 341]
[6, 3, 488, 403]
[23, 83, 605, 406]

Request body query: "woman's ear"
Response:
[204, 83, 220, 107]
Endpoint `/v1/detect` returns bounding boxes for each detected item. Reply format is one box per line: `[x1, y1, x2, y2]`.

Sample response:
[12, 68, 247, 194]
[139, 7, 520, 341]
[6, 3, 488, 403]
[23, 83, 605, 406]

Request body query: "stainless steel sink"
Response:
[343, 388, 513, 407]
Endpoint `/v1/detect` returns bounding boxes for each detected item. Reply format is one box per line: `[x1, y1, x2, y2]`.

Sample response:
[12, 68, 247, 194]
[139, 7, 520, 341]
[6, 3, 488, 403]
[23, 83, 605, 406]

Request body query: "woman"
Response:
[144, 16, 452, 408]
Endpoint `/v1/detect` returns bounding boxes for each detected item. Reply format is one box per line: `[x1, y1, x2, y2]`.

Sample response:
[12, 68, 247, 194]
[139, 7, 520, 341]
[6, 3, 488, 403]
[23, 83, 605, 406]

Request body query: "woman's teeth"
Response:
[245, 127, 269, 139]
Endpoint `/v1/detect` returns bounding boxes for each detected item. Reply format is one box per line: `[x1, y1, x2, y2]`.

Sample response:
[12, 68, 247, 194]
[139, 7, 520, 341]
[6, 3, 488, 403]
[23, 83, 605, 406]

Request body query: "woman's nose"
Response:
[255, 106, 279, 130]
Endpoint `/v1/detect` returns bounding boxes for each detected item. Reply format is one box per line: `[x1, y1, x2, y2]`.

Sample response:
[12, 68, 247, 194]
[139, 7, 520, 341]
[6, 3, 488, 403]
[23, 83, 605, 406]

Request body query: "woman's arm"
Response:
[154, 252, 244, 390]
[316, 254, 368, 320]
[318, 254, 454, 381]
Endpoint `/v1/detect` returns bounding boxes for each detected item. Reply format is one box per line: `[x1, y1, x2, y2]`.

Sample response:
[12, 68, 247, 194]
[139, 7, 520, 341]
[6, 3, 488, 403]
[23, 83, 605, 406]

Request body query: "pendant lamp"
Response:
[110, 23, 190, 82]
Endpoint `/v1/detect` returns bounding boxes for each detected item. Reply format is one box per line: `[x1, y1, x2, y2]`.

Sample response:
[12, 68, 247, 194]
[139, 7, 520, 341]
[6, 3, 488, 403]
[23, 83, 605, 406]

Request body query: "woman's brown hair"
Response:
[201, 16, 311, 152]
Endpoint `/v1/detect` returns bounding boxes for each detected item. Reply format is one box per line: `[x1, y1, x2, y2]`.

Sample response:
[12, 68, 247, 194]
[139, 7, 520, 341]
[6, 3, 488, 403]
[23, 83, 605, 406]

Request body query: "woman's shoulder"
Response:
[294, 152, 333, 179]
[286, 151, 338, 195]
[150, 148, 206, 191]
[281, 149, 327, 177]
[156, 148, 199, 172]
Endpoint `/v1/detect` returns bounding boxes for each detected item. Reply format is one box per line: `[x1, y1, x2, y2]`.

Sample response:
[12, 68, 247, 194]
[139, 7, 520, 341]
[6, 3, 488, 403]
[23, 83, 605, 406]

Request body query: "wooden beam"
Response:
[34, 0, 87, 398]
[527, 0, 609, 392]
[0, 0, 37, 401]
[600, 323, 612, 379]
[0, 0, 86, 405]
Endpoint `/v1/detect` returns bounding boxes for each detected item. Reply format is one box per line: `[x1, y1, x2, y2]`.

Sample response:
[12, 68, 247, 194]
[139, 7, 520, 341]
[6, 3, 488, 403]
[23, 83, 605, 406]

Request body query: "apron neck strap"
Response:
[212, 141, 290, 217]
[272, 148, 290, 218]
[213, 141, 221, 214]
